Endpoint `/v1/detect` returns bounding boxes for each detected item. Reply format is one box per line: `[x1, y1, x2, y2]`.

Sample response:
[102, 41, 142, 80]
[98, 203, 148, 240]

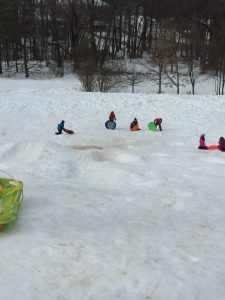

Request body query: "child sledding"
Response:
[198, 134, 225, 151]
[148, 118, 163, 131]
[55, 120, 74, 135]
[103, 113, 164, 132]
[154, 118, 163, 131]
[130, 118, 140, 131]
[198, 134, 208, 150]
[105, 111, 117, 129]
[218, 137, 225, 152]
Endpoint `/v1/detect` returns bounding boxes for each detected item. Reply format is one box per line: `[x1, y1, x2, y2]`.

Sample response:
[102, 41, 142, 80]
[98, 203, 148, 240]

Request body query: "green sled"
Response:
[148, 122, 157, 131]
[0, 178, 23, 225]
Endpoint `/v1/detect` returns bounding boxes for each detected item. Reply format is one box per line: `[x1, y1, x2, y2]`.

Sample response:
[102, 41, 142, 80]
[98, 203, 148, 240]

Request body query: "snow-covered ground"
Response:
[0, 77, 225, 300]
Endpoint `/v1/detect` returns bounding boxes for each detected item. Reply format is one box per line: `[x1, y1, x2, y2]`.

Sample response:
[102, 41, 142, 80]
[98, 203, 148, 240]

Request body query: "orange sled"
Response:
[207, 145, 218, 150]
[130, 124, 140, 131]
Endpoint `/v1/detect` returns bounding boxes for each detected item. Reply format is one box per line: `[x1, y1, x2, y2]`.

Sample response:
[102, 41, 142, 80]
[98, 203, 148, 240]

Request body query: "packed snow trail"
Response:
[0, 78, 225, 300]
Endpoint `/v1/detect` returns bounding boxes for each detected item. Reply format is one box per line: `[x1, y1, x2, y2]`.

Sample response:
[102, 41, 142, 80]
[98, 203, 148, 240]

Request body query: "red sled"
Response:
[207, 145, 218, 150]
[63, 128, 74, 134]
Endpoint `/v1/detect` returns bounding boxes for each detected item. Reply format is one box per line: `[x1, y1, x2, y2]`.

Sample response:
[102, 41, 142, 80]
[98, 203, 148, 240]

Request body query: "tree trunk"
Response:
[176, 62, 180, 94]
[23, 38, 29, 78]
[158, 63, 162, 94]
[0, 45, 2, 74]
[5, 43, 10, 67]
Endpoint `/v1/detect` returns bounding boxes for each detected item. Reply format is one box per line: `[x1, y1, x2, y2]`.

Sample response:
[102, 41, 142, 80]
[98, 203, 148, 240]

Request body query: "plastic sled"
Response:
[130, 124, 140, 131]
[105, 120, 116, 130]
[63, 128, 74, 134]
[148, 122, 157, 131]
[207, 145, 218, 150]
[0, 178, 23, 228]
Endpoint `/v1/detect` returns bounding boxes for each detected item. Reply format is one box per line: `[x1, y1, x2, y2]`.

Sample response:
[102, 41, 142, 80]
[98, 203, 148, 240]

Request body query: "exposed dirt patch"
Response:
[73, 145, 103, 151]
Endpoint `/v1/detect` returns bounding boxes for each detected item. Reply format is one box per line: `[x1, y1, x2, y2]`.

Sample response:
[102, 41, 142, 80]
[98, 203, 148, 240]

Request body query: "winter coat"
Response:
[130, 120, 137, 129]
[199, 135, 206, 148]
[154, 118, 162, 125]
[130, 120, 140, 131]
[58, 122, 64, 130]
[109, 112, 116, 121]
[218, 137, 225, 152]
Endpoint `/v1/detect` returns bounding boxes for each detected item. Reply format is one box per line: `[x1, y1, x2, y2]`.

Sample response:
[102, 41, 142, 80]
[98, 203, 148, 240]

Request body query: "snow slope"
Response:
[0, 77, 225, 300]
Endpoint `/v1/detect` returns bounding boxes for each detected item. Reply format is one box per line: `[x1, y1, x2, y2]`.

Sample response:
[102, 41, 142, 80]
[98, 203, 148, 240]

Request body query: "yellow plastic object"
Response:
[0, 178, 23, 225]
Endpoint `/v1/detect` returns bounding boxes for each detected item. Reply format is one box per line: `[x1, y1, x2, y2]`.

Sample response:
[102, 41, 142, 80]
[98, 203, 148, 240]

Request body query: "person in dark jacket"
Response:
[154, 118, 162, 131]
[56, 120, 65, 135]
[198, 134, 208, 150]
[130, 118, 140, 131]
[218, 137, 225, 152]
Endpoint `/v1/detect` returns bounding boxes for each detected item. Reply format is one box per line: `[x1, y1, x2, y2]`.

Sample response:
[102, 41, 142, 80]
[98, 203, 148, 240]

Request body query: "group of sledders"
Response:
[108, 111, 163, 131]
[56, 117, 224, 153]
[198, 134, 225, 152]
[56, 112, 163, 134]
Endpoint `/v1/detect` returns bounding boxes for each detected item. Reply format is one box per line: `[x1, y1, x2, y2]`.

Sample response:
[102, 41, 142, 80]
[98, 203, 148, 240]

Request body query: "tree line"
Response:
[0, 0, 225, 94]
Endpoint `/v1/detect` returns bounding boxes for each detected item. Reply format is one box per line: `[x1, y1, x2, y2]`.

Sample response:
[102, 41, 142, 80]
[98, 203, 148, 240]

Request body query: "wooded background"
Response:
[0, 0, 225, 93]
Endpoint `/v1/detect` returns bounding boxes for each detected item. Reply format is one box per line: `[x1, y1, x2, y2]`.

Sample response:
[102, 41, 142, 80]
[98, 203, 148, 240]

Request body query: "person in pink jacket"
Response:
[198, 134, 208, 150]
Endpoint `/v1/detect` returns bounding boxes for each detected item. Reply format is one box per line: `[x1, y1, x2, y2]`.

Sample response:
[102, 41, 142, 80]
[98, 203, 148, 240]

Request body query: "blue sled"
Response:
[105, 120, 116, 130]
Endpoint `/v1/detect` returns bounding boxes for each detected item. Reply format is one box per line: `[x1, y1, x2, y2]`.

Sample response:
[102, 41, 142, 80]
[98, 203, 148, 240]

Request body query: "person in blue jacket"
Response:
[56, 120, 65, 135]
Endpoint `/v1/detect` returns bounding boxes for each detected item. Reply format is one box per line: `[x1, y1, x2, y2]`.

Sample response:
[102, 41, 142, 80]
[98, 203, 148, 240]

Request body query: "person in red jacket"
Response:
[218, 137, 225, 152]
[109, 111, 116, 122]
[198, 134, 208, 150]
[154, 118, 162, 131]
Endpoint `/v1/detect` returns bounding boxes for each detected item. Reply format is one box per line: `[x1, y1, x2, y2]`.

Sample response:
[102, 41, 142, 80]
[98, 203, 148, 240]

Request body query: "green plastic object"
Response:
[148, 122, 157, 131]
[0, 178, 23, 225]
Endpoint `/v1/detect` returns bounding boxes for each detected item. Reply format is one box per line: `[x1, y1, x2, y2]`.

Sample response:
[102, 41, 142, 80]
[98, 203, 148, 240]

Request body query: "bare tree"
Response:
[124, 63, 143, 93]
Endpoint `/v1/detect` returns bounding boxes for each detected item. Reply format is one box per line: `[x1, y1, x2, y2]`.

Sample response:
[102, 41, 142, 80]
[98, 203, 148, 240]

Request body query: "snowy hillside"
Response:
[0, 77, 225, 300]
